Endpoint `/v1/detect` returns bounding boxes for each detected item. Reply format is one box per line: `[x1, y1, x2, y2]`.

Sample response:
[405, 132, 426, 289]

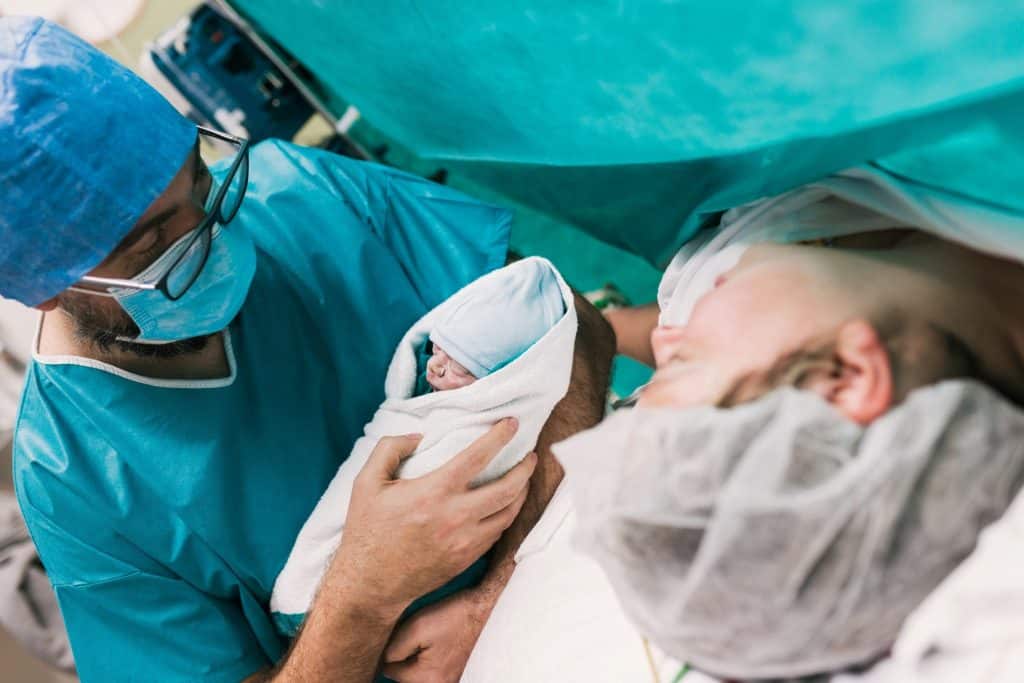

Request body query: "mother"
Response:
[465, 165, 1024, 682]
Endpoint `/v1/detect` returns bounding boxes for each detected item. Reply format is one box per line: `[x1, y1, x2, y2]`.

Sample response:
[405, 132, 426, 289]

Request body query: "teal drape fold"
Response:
[233, 0, 1024, 264]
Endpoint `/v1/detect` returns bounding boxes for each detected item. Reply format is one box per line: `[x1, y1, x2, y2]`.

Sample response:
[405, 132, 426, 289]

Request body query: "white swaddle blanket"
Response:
[270, 257, 578, 624]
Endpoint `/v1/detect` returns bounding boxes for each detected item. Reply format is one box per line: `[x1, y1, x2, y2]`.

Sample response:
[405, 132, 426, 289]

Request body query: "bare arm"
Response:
[244, 423, 534, 683]
[243, 597, 400, 683]
[605, 302, 660, 367]
[381, 293, 616, 681]
[478, 291, 615, 601]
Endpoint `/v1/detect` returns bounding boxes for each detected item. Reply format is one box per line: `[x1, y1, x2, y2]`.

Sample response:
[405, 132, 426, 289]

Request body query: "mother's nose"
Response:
[650, 325, 687, 367]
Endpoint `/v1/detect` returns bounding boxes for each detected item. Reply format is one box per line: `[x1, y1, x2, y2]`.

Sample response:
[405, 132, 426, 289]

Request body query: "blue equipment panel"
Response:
[146, 4, 313, 142]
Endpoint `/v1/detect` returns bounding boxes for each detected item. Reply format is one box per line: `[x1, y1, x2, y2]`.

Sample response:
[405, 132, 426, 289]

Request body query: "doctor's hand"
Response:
[331, 419, 536, 617]
[382, 588, 491, 683]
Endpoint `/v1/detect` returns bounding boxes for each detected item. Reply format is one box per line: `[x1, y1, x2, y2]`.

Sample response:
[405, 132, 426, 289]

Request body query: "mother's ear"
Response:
[809, 319, 893, 424]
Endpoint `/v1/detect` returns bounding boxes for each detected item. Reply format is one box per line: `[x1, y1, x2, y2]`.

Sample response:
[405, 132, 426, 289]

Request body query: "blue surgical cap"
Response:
[0, 16, 196, 306]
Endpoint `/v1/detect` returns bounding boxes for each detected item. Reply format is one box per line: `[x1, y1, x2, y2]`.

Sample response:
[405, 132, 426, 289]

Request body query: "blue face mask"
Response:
[113, 180, 257, 344]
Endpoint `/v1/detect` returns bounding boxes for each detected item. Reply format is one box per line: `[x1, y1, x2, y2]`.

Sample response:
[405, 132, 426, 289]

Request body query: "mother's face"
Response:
[639, 244, 860, 409]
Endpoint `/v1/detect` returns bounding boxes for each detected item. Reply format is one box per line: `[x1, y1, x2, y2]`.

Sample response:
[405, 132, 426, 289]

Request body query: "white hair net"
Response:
[553, 381, 1024, 680]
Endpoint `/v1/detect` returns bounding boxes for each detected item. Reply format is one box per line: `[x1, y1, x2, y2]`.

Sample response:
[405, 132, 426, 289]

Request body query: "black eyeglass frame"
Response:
[70, 126, 250, 302]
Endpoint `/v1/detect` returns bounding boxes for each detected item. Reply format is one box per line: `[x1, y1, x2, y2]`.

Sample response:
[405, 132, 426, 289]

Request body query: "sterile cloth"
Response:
[553, 381, 1024, 680]
[466, 440, 1024, 683]
[269, 257, 576, 626]
[658, 164, 1024, 327]
[230, 1, 1024, 269]
[429, 258, 565, 379]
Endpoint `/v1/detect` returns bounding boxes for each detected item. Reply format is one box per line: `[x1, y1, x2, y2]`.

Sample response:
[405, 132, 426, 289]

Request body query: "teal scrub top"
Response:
[13, 140, 510, 683]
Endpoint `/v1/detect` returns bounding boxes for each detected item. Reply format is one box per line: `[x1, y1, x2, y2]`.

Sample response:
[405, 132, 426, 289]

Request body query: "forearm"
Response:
[605, 302, 659, 367]
[245, 568, 404, 682]
[476, 292, 615, 600]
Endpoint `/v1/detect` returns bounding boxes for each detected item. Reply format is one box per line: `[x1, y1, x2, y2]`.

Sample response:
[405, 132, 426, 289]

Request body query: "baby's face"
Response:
[426, 345, 477, 391]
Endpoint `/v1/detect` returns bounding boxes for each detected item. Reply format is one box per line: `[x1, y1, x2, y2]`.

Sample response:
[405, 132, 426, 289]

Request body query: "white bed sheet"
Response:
[463, 484, 717, 683]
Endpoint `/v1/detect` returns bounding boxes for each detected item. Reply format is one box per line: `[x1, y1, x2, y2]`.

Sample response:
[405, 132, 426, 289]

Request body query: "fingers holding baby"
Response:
[340, 418, 535, 611]
[269, 257, 577, 639]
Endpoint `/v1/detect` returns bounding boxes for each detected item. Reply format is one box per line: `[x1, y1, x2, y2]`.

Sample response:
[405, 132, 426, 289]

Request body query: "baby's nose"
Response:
[426, 356, 446, 376]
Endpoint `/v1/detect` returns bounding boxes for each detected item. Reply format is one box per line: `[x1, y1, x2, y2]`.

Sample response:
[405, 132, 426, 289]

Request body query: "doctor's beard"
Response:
[56, 291, 210, 358]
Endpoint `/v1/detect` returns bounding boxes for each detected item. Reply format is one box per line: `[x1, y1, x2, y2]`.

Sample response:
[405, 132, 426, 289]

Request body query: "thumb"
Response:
[363, 434, 423, 481]
[380, 658, 419, 682]
[384, 615, 429, 663]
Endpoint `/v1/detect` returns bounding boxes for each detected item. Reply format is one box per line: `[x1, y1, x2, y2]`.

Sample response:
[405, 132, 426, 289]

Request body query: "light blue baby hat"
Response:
[429, 259, 565, 378]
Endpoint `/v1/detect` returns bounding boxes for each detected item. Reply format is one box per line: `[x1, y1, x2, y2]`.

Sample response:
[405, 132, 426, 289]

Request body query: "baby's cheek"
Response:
[427, 371, 477, 391]
[448, 374, 477, 389]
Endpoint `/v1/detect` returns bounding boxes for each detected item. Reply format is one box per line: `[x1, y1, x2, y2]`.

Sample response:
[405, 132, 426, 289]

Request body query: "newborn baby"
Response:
[424, 346, 476, 390]
[419, 259, 565, 393]
[271, 257, 576, 636]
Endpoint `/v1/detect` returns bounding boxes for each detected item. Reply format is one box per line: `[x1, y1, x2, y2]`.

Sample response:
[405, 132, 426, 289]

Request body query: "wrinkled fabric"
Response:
[0, 493, 74, 672]
[232, 1, 1024, 266]
[14, 140, 510, 683]
[0, 17, 196, 306]
[658, 164, 1024, 328]
[834, 489, 1024, 683]
[270, 257, 575, 630]
[429, 256, 565, 378]
[554, 382, 1024, 680]
[464, 486, 700, 683]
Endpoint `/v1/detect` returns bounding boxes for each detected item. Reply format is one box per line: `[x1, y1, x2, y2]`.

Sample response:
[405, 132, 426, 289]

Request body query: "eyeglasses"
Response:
[70, 126, 250, 301]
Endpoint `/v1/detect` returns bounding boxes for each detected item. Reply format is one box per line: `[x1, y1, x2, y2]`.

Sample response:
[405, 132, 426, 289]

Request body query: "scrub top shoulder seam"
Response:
[12, 496, 144, 590]
[30, 318, 238, 390]
[50, 569, 144, 591]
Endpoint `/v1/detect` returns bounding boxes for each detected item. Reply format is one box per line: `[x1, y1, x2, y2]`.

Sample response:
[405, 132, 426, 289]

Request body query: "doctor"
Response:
[2, 17, 613, 683]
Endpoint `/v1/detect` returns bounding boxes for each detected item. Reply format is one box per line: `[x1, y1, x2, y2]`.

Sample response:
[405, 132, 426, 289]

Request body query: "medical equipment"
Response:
[141, 2, 370, 160]
[141, 4, 310, 144]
